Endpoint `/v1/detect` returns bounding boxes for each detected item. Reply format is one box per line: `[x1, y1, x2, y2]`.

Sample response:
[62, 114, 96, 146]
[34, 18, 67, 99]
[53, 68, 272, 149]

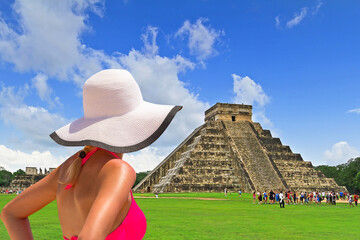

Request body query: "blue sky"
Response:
[0, 0, 359, 172]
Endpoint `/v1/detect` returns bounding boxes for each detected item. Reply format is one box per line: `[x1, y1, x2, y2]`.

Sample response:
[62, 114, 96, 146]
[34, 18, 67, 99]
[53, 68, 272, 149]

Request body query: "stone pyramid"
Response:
[134, 103, 346, 193]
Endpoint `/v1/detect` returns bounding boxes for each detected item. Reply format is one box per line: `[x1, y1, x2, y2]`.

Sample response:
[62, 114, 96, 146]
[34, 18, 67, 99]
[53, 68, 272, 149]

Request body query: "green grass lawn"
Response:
[1, 193, 359, 239]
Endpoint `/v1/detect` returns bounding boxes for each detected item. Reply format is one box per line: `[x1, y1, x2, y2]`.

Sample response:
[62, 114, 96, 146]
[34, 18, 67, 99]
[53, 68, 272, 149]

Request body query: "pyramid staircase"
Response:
[152, 121, 250, 192]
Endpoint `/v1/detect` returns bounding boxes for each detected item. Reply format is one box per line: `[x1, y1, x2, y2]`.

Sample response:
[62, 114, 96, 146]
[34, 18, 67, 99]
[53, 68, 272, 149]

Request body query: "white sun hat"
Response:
[50, 69, 182, 153]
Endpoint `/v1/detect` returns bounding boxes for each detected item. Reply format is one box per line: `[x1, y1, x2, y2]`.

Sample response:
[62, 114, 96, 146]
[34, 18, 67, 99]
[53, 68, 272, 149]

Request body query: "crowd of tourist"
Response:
[251, 190, 359, 207]
[1, 189, 23, 194]
[3, 187, 360, 208]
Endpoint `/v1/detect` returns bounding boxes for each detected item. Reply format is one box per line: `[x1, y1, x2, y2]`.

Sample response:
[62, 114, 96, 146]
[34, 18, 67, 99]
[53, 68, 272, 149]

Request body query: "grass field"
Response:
[1, 192, 359, 239]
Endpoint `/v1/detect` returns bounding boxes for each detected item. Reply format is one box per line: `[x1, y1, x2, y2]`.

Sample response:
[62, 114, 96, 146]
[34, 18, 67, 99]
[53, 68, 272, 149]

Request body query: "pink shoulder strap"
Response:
[102, 149, 119, 159]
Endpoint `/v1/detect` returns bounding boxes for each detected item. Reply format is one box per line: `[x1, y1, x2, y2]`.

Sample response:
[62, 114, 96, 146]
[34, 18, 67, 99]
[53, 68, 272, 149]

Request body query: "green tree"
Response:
[354, 172, 360, 191]
[133, 171, 150, 188]
[0, 170, 13, 187]
[13, 169, 26, 177]
[314, 165, 339, 179]
[316, 157, 360, 193]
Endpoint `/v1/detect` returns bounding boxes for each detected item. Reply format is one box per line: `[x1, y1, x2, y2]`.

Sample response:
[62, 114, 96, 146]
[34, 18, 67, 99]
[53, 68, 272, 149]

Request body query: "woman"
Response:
[349, 194, 354, 207]
[0, 69, 182, 240]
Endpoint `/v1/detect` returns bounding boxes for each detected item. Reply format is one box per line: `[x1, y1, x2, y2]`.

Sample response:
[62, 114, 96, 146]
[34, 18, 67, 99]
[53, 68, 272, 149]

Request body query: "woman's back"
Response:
[57, 149, 133, 239]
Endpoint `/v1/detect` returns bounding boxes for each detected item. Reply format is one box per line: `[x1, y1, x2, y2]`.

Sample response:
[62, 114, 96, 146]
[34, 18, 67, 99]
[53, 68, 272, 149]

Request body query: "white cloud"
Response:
[323, 141, 360, 165]
[31, 73, 62, 107]
[275, 16, 281, 30]
[0, 144, 66, 173]
[286, 7, 308, 29]
[0, 84, 70, 150]
[123, 147, 164, 173]
[0, 83, 29, 106]
[276, 2, 322, 30]
[0, 0, 108, 85]
[232, 74, 269, 107]
[31, 73, 51, 102]
[1, 105, 68, 144]
[141, 26, 159, 57]
[176, 18, 223, 64]
[312, 1, 323, 15]
[252, 111, 272, 128]
[347, 108, 360, 114]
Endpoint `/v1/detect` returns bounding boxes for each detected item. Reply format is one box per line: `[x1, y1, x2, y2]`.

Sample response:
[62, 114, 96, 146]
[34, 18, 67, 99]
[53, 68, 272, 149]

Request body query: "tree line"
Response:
[315, 157, 360, 194]
[0, 168, 150, 189]
[0, 169, 26, 187]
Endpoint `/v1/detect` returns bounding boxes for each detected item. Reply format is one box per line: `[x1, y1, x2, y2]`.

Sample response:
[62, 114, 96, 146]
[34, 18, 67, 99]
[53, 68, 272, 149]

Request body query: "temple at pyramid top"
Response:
[205, 103, 252, 123]
[134, 103, 346, 193]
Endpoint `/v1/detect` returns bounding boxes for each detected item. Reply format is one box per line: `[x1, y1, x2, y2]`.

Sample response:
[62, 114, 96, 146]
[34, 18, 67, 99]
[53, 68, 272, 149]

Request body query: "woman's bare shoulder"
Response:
[101, 159, 135, 178]
[96, 159, 136, 190]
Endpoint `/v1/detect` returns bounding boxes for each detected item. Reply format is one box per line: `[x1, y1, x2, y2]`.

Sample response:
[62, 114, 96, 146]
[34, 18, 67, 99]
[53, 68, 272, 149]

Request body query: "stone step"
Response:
[278, 168, 320, 176]
[261, 130, 272, 137]
[247, 123, 271, 137]
[269, 153, 303, 161]
[204, 121, 221, 127]
[179, 167, 234, 175]
[173, 175, 240, 184]
[281, 171, 325, 178]
[285, 179, 337, 187]
[276, 165, 316, 171]
[199, 135, 226, 143]
[251, 122, 263, 132]
[290, 187, 344, 192]
[263, 145, 292, 153]
[274, 160, 312, 166]
[184, 159, 233, 168]
[193, 143, 229, 151]
[190, 151, 230, 159]
[279, 170, 323, 177]
[286, 185, 338, 191]
[259, 137, 282, 146]
[200, 134, 225, 138]
[186, 135, 202, 147]
[166, 183, 242, 192]
[202, 127, 221, 132]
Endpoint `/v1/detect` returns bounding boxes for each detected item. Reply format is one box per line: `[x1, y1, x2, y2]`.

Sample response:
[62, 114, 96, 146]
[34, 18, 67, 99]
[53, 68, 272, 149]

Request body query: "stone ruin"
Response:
[10, 167, 56, 190]
[25, 167, 55, 175]
[134, 103, 347, 193]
